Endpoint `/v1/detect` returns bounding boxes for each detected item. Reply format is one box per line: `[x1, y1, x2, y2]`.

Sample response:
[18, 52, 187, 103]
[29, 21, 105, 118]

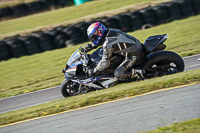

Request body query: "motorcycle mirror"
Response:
[80, 48, 85, 55]
[62, 69, 65, 73]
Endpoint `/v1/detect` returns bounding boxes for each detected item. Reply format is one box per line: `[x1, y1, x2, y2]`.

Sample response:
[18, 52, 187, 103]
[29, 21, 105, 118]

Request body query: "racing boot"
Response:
[133, 69, 144, 80]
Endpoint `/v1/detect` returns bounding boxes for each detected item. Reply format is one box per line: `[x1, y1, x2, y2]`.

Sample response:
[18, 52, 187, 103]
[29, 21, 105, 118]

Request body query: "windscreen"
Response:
[67, 49, 81, 66]
[67, 44, 86, 66]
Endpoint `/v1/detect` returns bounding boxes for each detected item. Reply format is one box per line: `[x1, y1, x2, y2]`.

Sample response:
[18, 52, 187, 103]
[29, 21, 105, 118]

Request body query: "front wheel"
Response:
[144, 51, 185, 77]
[60, 79, 80, 97]
[60, 78, 92, 97]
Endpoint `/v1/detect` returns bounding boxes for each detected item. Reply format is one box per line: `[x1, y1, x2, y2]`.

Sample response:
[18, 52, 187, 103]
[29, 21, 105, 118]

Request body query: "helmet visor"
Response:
[90, 34, 98, 42]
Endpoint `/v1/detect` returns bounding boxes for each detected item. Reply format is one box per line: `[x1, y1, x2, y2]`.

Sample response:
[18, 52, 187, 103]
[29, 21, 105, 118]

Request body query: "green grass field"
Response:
[143, 118, 200, 133]
[0, 15, 200, 99]
[0, 0, 168, 37]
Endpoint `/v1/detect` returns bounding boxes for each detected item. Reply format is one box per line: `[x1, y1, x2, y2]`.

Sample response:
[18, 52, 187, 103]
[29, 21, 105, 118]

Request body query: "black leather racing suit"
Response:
[86, 28, 144, 78]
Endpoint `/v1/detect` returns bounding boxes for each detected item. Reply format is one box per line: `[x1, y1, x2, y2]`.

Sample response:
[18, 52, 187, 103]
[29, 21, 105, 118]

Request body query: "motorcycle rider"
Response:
[85, 22, 144, 79]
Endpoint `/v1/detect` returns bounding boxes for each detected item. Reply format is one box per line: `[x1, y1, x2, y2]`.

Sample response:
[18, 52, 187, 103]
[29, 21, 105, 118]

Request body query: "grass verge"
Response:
[0, 15, 200, 99]
[0, 69, 200, 126]
[0, 0, 169, 38]
[142, 118, 200, 133]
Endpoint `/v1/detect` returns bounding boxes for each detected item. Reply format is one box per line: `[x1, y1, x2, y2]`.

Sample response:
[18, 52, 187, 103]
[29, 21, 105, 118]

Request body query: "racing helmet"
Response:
[87, 22, 106, 46]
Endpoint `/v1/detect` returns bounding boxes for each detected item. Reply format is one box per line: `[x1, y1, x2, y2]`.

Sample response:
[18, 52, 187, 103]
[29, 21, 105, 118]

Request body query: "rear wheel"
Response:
[144, 51, 184, 77]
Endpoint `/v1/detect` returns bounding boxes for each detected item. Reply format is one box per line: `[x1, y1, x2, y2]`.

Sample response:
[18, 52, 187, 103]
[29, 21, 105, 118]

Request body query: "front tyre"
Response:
[144, 51, 185, 77]
[60, 79, 80, 97]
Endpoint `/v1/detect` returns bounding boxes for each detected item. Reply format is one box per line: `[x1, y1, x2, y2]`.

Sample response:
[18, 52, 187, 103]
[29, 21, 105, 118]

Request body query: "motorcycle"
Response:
[61, 34, 184, 97]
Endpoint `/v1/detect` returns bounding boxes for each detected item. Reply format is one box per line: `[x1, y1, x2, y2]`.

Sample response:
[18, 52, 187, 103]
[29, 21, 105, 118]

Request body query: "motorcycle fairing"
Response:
[79, 77, 103, 84]
[65, 61, 83, 76]
[71, 77, 103, 89]
[71, 77, 118, 89]
[66, 66, 77, 72]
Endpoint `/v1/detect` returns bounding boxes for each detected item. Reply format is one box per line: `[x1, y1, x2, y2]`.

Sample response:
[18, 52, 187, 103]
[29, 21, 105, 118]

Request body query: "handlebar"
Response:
[80, 48, 89, 67]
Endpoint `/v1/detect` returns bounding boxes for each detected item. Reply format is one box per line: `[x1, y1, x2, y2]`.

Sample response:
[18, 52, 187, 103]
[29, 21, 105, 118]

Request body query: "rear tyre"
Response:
[144, 51, 184, 77]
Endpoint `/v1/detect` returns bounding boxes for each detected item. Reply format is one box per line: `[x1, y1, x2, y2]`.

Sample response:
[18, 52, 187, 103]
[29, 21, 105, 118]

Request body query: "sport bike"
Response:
[61, 34, 184, 97]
